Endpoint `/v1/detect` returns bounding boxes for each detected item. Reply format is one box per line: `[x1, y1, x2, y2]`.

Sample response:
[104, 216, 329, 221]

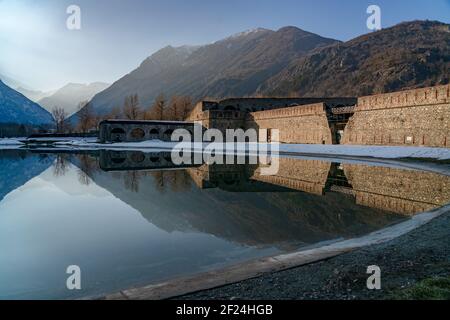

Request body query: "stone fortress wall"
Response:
[342, 84, 450, 147]
[185, 84, 449, 148]
[186, 98, 355, 144]
[246, 103, 333, 144]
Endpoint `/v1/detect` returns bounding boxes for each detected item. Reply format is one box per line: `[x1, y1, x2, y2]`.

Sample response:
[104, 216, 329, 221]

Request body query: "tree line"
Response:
[0, 123, 45, 138]
[117, 93, 194, 121]
[51, 93, 195, 134]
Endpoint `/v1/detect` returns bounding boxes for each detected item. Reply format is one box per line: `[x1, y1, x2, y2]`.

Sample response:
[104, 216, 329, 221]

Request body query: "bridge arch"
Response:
[163, 129, 174, 140]
[111, 128, 126, 142]
[130, 128, 146, 140]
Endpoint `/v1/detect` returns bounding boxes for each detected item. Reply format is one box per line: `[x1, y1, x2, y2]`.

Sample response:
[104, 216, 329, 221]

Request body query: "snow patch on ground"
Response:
[278, 144, 450, 160]
[57, 140, 450, 160]
[27, 137, 97, 142]
[1, 137, 450, 160]
[0, 138, 25, 146]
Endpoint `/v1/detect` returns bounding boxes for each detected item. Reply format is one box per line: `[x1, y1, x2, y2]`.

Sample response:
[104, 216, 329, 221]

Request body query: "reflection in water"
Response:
[0, 149, 449, 299]
[53, 154, 69, 177]
[97, 151, 450, 216]
[149, 170, 192, 193]
[77, 154, 99, 186]
[344, 164, 450, 215]
[0, 150, 54, 201]
[62, 151, 450, 248]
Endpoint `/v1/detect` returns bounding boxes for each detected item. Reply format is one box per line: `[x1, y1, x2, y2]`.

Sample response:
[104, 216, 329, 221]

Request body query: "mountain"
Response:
[85, 27, 338, 116]
[39, 82, 110, 116]
[16, 87, 54, 102]
[0, 74, 54, 102]
[259, 21, 450, 97]
[78, 20, 448, 119]
[0, 74, 28, 91]
[0, 80, 53, 125]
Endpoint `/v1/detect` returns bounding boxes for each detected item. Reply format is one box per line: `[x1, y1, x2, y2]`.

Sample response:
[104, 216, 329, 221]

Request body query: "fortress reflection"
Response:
[97, 151, 450, 216]
[99, 151, 450, 215]
[344, 164, 450, 215]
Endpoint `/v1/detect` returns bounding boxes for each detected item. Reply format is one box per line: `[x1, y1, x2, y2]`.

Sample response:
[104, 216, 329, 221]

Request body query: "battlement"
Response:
[357, 84, 450, 111]
[249, 103, 326, 120]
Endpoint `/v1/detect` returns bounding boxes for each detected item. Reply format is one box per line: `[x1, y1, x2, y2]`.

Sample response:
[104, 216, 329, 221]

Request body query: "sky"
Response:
[0, 0, 449, 91]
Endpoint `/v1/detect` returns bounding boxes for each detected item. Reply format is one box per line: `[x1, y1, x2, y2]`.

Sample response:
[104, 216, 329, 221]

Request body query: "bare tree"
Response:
[179, 96, 193, 120]
[164, 96, 193, 120]
[144, 95, 193, 120]
[52, 106, 67, 133]
[143, 105, 153, 120]
[123, 94, 141, 120]
[166, 96, 180, 120]
[146, 93, 166, 120]
[77, 101, 95, 133]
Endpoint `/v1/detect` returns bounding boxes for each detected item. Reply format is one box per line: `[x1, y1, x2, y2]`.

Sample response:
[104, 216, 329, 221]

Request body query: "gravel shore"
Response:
[180, 210, 450, 300]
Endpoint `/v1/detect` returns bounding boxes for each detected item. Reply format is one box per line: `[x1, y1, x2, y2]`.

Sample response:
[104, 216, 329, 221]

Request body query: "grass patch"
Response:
[391, 277, 450, 300]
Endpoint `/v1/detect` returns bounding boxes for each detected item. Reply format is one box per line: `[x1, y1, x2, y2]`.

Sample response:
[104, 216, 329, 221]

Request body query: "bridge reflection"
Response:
[99, 150, 201, 171]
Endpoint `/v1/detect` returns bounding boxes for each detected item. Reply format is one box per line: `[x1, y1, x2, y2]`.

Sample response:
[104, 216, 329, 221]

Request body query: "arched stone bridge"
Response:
[99, 120, 196, 143]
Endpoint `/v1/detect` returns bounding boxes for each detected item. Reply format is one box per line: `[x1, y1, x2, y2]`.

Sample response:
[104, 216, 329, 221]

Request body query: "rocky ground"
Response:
[180, 210, 450, 300]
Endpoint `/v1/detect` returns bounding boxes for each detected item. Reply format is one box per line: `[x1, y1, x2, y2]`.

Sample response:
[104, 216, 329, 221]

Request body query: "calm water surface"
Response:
[0, 149, 449, 299]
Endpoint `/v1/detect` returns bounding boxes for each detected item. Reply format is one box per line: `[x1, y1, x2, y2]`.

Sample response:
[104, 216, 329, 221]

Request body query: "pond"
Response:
[0, 149, 449, 299]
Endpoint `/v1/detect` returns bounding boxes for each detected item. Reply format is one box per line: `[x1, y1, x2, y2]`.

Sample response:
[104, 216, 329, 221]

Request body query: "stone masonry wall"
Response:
[246, 103, 333, 144]
[342, 85, 450, 147]
[185, 102, 208, 127]
[187, 85, 448, 147]
[186, 104, 246, 133]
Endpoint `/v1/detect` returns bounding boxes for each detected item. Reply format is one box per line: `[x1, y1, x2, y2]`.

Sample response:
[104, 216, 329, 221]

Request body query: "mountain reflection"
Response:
[2, 150, 449, 250]
[0, 150, 54, 201]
